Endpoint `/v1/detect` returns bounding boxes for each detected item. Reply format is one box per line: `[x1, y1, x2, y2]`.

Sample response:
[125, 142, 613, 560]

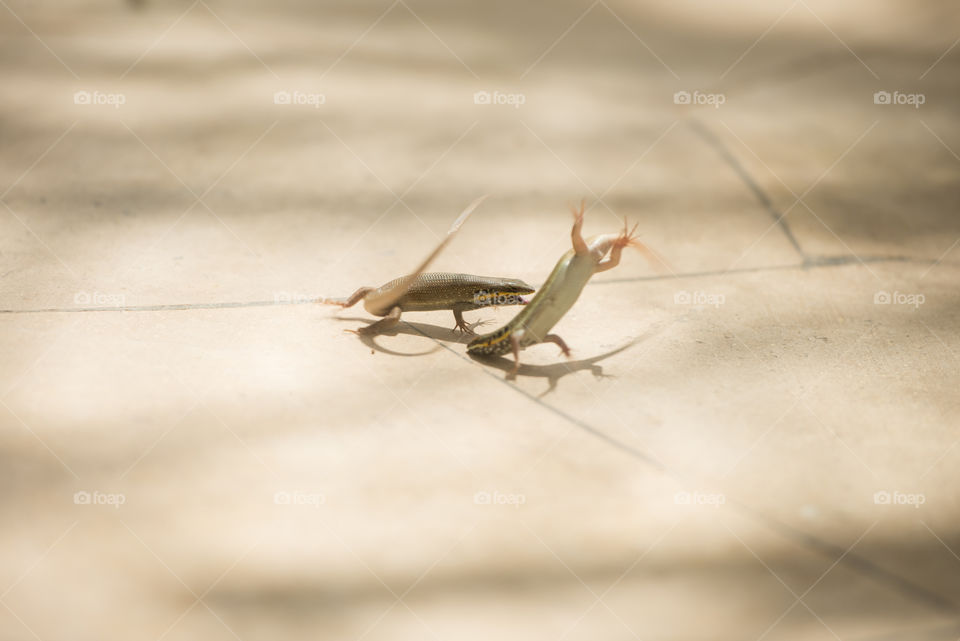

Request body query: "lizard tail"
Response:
[362, 195, 488, 314]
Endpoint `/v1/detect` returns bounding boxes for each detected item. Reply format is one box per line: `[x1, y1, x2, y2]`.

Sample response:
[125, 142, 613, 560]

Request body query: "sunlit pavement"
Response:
[1, 1, 959, 639]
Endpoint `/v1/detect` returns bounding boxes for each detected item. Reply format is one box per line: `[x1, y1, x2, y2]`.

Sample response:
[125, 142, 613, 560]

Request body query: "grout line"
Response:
[593, 254, 923, 285]
[0, 268, 952, 606]
[0, 300, 309, 314]
[848, 619, 960, 641]
[750, 511, 957, 612]
[403, 326, 666, 467]
[687, 118, 806, 258]
[403, 324, 958, 613]
[0, 254, 936, 315]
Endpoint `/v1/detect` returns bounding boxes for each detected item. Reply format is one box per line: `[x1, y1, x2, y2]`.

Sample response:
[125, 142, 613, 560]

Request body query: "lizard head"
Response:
[495, 278, 535, 295]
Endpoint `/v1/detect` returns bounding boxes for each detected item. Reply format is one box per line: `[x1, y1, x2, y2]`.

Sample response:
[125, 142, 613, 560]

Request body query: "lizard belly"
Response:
[516, 255, 595, 346]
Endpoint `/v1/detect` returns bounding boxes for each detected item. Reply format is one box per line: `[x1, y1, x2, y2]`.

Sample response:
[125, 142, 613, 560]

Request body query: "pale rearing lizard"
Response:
[468, 201, 660, 375]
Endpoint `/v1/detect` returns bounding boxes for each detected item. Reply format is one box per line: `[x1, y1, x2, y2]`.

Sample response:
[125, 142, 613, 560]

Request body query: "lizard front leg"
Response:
[571, 200, 588, 255]
[595, 218, 634, 273]
[594, 245, 624, 273]
[452, 309, 475, 334]
[543, 333, 571, 357]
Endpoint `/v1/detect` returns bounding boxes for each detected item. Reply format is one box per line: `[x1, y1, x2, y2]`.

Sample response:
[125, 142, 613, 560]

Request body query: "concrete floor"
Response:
[1, 1, 959, 639]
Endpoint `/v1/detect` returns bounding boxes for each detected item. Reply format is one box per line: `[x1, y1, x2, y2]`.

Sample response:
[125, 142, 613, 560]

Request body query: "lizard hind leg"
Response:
[508, 332, 522, 378]
[320, 286, 373, 308]
[543, 333, 572, 357]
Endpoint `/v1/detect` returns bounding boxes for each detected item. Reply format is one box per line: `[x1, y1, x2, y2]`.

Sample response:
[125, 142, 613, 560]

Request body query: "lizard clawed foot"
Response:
[452, 319, 475, 334]
[544, 334, 571, 358]
[453, 310, 487, 334]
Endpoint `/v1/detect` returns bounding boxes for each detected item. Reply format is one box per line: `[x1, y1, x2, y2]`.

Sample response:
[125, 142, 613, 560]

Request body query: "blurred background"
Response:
[1, 1, 959, 639]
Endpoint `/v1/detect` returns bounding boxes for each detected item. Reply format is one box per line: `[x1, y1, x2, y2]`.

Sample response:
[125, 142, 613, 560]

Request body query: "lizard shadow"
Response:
[330, 315, 491, 356]
[469, 343, 630, 397]
[468, 322, 668, 397]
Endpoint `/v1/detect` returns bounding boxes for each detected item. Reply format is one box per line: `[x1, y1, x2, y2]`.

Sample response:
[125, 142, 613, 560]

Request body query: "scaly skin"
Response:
[329, 273, 534, 334]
